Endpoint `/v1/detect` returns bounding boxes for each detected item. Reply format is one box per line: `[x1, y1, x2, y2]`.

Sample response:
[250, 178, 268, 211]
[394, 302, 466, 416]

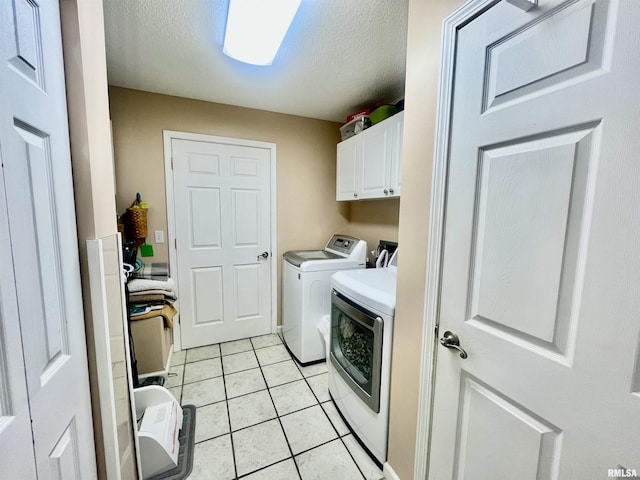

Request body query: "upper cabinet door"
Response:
[360, 122, 392, 199]
[336, 137, 359, 201]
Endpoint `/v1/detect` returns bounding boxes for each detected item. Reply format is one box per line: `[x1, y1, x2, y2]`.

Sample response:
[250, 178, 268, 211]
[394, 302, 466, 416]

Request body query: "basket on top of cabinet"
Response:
[336, 112, 404, 201]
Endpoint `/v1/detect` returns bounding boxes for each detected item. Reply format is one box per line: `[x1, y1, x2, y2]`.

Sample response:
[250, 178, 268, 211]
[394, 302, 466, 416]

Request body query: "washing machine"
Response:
[282, 235, 367, 364]
[328, 250, 397, 464]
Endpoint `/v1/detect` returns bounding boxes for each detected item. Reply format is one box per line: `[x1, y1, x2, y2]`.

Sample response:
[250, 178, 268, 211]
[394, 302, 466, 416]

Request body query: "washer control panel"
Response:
[327, 235, 360, 255]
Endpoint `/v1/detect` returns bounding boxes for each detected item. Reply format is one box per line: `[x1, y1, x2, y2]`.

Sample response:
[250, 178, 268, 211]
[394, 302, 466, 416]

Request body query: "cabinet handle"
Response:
[383, 189, 389, 195]
[389, 188, 394, 195]
[353, 192, 358, 198]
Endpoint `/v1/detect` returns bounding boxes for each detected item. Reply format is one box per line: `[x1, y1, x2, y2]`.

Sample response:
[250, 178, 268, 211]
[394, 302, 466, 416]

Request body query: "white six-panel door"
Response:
[0, 0, 96, 478]
[429, 0, 640, 478]
[0, 150, 37, 480]
[171, 136, 273, 348]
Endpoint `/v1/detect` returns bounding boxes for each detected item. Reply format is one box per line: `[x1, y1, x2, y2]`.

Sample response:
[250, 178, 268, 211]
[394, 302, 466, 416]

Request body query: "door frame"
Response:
[163, 130, 278, 351]
[413, 1, 502, 478]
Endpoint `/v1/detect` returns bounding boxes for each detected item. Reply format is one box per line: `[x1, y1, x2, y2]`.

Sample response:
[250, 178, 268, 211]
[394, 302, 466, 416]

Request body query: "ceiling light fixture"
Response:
[223, 0, 302, 66]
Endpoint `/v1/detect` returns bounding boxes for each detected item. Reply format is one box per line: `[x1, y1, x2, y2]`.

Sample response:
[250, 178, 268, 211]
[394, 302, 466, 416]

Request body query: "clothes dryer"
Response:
[329, 251, 398, 464]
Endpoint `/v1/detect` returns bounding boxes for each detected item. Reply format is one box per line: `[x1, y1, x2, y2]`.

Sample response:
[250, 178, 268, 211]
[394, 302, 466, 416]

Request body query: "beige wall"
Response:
[109, 87, 356, 325]
[347, 199, 400, 255]
[109, 87, 401, 326]
[386, 0, 465, 478]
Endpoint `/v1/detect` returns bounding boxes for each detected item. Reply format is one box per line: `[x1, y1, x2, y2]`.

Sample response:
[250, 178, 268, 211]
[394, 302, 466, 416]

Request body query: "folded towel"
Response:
[132, 262, 170, 280]
[128, 277, 175, 293]
[129, 289, 177, 301]
[129, 293, 169, 304]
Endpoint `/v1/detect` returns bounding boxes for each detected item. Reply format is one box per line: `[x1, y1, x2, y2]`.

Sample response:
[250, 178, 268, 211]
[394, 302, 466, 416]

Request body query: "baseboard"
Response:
[383, 462, 401, 480]
[276, 325, 283, 335]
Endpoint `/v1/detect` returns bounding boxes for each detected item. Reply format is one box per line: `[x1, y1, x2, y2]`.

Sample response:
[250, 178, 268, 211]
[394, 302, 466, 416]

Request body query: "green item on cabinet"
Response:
[140, 243, 154, 257]
[369, 105, 398, 125]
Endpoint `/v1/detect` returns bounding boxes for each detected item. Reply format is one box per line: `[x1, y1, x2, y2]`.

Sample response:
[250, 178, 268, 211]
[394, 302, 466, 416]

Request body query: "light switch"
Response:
[154, 230, 165, 244]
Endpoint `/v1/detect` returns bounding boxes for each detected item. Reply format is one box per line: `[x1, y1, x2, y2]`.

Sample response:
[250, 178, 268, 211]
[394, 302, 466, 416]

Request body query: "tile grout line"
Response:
[294, 358, 338, 435]
[338, 433, 367, 479]
[219, 347, 239, 480]
[252, 339, 303, 480]
[181, 355, 223, 386]
[294, 353, 367, 480]
[234, 336, 297, 479]
[195, 402, 339, 446]
[181, 338, 372, 479]
[235, 458, 292, 479]
[289, 348, 362, 478]
[183, 369, 325, 413]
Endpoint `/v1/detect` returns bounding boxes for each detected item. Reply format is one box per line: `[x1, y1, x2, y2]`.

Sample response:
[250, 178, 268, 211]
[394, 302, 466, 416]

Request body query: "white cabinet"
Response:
[336, 136, 360, 201]
[336, 112, 404, 201]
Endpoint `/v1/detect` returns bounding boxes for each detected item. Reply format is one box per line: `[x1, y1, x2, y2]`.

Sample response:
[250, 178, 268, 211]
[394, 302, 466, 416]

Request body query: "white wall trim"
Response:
[413, 1, 500, 479]
[86, 238, 121, 480]
[114, 232, 143, 478]
[162, 130, 278, 350]
[384, 461, 402, 480]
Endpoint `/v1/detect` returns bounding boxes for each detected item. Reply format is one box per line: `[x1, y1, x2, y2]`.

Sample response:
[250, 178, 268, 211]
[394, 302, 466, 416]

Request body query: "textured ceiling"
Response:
[103, 0, 409, 122]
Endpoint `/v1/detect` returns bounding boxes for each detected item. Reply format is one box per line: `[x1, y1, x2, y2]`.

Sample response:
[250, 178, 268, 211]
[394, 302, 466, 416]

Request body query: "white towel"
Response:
[128, 277, 175, 293]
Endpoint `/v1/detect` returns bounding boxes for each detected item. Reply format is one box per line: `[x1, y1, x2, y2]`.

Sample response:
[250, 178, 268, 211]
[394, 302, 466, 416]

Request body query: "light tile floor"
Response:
[168, 334, 384, 480]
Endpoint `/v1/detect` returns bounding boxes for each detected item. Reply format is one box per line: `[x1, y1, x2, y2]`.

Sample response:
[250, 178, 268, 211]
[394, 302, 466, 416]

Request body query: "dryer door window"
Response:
[330, 290, 383, 413]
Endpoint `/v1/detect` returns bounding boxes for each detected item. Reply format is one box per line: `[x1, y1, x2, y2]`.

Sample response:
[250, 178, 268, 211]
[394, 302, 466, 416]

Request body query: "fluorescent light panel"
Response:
[223, 0, 302, 66]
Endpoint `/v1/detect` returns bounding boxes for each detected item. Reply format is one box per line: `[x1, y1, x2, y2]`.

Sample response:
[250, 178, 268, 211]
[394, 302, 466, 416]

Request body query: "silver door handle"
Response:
[383, 189, 389, 195]
[257, 251, 269, 260]
[506, 0, 537, 12]
[439, 331, 468, 359]
[353, 192, 358, 198]
[389, 188, 394, 195]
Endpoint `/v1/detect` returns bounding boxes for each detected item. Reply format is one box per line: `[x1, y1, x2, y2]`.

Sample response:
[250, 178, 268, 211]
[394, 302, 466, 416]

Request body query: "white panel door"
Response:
[172, 137, 272, 348]
[0, 149, 36, 480]
[429, 0, 640, 478]
[0, 0, 96, 479]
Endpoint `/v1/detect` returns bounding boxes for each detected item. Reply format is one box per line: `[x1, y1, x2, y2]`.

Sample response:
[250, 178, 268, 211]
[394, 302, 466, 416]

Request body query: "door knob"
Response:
[257, 251, 269, 260]
[389, 188, 394, 195]
[439, 331, 468, 359]
[383, 189, 389, 195]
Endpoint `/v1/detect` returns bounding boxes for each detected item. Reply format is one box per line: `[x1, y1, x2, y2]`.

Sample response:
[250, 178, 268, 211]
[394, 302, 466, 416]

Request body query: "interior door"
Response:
[172, 137, 273, 348]
[0, 0, 96, 478]
[429, 0, 640, 478]
[0, 149, 37, 480]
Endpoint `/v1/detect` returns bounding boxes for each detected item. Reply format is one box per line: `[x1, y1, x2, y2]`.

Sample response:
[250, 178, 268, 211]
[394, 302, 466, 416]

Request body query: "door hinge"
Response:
[174, 238, 177, 249]
[171, 157, 174, 169]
